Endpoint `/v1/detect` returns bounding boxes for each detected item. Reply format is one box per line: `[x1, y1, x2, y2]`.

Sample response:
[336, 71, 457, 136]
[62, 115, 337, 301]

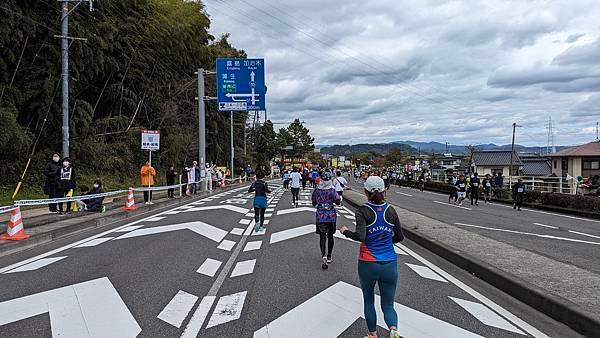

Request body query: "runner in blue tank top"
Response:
[340, 176, 404, 338]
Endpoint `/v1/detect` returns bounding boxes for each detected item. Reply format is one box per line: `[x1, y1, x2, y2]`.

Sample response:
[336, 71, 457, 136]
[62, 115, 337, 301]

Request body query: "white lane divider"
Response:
[569, 230, 600, 240]
[434, 200, 472, 211]
[146, 216, 166, 222]
[74, 237, 114, 248]
[449, 297, 525, 335]
[206, 291, 248, 328]
[397, 192, 414, 197]
[405, 263, 448, 283]
[197, 258, 223, 277]
[533, 222, 559, 229]
[158, 291, 199, 328]
[230, 259, 256, 277]
[181, 296, 216, 338]
[217, 240, 237, 251]
[455, 222, 600, 246]
[4, 257, 67, 274]
[113, 225, 145, 232]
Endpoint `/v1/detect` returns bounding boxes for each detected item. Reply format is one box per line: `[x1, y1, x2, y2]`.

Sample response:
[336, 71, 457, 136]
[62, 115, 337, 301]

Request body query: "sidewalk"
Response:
[0, 186, 243, 258]
[343, 188, 600, 337]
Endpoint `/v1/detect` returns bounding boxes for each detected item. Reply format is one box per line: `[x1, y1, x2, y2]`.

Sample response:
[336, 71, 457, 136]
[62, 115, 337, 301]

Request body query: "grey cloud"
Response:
[571, 94, 600, 117]
[566, 34, 584, 43]
[553, 38, 600, 66]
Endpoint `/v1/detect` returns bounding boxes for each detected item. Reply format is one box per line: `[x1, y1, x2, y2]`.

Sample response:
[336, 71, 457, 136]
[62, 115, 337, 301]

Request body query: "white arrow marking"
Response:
[276, 206, 315, 215]
[0, 277, 141, 337]
[225, 93, 260, 103]
[253, 281, 483, 338]
[182, 205, 249, 214]
[405, 263, 448, 283]
[4, 257, 67, 274]
[270, 224, 314, 244]
[250, 71, 255, 82]
[450, 297, 525, 334]
[74, 237, 114, 248]
[115, 221, 228, 242]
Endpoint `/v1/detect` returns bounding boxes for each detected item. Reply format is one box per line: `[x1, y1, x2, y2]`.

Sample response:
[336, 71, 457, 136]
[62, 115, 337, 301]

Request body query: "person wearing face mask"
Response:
[166, 165, 177, 198]
[76, 180, 105, 212]
[43, 153, 62, 213]
[57, 157, 76, 214]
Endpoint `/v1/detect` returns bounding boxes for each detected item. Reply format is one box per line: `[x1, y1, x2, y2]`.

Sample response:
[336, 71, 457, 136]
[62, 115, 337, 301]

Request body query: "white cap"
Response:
[364, 176, 385, 192]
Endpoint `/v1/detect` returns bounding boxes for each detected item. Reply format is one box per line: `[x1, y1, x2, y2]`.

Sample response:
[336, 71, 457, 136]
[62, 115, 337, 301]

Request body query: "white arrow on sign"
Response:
[0, 277, 141, 337]
[250, 71, 255, 82]
[115, 221, 228, 241]
[253, 281, 483, 338]
[225, 92, 260, 104]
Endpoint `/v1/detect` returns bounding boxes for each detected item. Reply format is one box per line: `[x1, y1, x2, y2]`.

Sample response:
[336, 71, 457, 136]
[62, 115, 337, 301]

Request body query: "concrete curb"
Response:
[344, 189, 600, 337]
[0, 184, 249, 258]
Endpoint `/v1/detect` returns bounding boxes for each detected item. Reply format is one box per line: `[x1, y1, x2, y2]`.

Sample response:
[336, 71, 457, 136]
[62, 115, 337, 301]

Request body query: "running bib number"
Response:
[486, 183, 491, 187]
[517, 188, 524, 193]
[473, 183, 479, 187]
[459, 184, 465, 188]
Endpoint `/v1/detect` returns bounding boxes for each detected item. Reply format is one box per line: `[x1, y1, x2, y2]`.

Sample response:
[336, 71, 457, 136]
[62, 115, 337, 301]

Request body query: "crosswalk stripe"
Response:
[206, 291, 248, 328]
[231, 259, 256, 277]
[157, 290, 198, 328]
[197, 258, 222, 277]
[217, 240, 236, 251]
[243, 241, 262, 252]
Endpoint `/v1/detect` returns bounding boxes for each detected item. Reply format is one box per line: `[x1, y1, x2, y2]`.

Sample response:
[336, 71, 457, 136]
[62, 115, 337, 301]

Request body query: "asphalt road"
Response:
[0, 181, 579, 337]
[346, 179, 600, 275]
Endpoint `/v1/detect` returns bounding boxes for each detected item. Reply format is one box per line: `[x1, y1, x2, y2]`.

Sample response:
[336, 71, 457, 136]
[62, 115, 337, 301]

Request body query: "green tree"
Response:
[286, 119, 315, 159]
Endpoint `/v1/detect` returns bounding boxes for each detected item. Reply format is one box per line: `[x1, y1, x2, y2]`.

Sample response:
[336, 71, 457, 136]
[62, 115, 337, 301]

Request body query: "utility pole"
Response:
[596, 121, 599, 141]
[510, 122, 516, 189]
[197, 68, 207, 191]
[57, 0, 92, 158]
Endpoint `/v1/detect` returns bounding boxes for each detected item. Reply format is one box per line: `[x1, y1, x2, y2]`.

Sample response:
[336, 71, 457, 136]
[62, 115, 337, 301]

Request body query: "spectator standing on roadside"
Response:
[140, 161, 156, 204]
[181, 165, 190, 196]
[188, 162, 197, 194]
[43, 153, 62, 213]
[166, 165, 177, 198]
[193, 161, 201, 194]
[57, 157, 76, 215]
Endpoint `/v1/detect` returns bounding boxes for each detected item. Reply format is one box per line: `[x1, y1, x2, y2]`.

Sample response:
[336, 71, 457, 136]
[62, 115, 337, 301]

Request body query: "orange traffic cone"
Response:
[123, 188, 137, 211]
[1, 207, 30, 241]
[220, 179, 226, 189]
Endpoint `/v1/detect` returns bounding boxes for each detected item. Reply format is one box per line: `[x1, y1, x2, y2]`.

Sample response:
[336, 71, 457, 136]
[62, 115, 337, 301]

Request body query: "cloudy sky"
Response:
[204, 0, 600, 147]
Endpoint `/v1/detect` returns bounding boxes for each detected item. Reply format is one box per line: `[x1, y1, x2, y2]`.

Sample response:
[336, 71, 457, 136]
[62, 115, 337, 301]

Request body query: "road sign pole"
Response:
[231, 111, 235, 180]
[198, 68, 207, 191]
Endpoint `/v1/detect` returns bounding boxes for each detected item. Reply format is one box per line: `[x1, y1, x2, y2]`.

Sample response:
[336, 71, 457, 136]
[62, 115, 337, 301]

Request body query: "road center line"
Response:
[433, 200, 471, 211]
[533, 223, 559, 229]
[396, 192, 413, 197]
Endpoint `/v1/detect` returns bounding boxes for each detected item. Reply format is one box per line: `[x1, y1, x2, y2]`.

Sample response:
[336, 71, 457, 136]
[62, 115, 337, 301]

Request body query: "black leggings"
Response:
[254, 207, 266, 226]
[319, 231, 334, 257]
[291, 188, 300, 204]
[470, 189, 479, 204]
[143, 191, 153, 203]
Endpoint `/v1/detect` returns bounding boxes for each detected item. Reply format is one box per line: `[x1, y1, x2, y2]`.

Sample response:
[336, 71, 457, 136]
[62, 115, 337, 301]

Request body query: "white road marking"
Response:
[455, 222, 600, 246]
[264, 213, 273, 218]
[0, 277, 141, 337]
[253, 281, 483, 338]
[239, 218, 252, 225]
[164, 210, 183, 215]
[276, 206, 315, 215]
[182, 205, 248, 214]
[146, 216, 166, 222]
[397, 243, 549, 338]
[569, 230, 600, 239]
[450, 297, 525, 334]
[405, 263, 448, 282]
[4, 257, 67, 274]
[533, 222, 559, 229]
[492, 203, 600, 223]
[434, 200, 471, 210]
[115, 221, 228, 242]
[263, 220, 270, 225]
[230, 228, 244, 236]
[180, 296, 216, 338]
[113, 225, 145, 232]
[266, 208, 274, 212]
[231, 259, 256, 277]
[74, 237, 114, 248]
[217, 240, 237, 251]
[206, 291, 248, 328]
[251, 228, 267, 236]
[158, 290, 199, 328]
[397, 192, 414, 197]
[243, 241, 262, 252]
[245, 212, 255, 217]
[197, 258, 222, 277]
[270, 224, 314, 244]
[394, 245, 408, 255]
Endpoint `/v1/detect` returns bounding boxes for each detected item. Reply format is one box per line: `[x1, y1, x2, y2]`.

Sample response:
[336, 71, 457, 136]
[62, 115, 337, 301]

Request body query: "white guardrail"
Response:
[429, 174, 581, 194]
[0, 176, 253, 215]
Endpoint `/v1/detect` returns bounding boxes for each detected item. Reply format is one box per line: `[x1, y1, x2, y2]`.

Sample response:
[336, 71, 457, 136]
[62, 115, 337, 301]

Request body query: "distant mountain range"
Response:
[319, 140, 570, 156]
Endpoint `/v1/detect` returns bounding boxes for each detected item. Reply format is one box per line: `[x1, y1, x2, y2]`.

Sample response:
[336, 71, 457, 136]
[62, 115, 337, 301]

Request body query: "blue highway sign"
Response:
[216, 58, 266, 111]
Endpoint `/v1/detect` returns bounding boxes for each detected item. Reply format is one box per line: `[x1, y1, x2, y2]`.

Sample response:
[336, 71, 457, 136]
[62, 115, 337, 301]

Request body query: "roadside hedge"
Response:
[541, 193, 600, 212]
